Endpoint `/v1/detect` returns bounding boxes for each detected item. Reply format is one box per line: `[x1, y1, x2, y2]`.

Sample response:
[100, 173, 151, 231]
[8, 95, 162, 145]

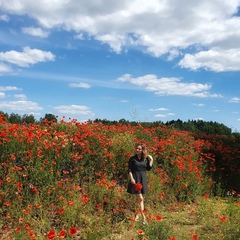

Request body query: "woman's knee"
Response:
[137, 194, 144, 202]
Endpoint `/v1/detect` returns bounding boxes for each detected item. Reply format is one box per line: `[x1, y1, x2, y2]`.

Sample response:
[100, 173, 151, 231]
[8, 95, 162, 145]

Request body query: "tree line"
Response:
[93, 118, 239, 136]
[0, 112, 57, 124]
[0, 111, 239, 136]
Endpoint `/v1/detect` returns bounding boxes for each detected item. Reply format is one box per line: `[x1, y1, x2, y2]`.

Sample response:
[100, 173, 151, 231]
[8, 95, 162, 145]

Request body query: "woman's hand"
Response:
[129, 172, 136, 184]
[131, 179, 136, 185]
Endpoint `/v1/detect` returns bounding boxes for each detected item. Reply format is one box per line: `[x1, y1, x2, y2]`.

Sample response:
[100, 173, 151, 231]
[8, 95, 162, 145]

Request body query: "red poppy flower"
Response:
[68, 227, 77, 236]
[134, 182, 143, 191]
[192, 234, 199, 240]
[219, 216, 228, 222]
[4, 201, 11, 207]
[137, 229, 145, 235]
[155, 215, 163, 221]
[58, 230, 67, 238]
[47, 229, 56, 240]
[15, 226, 21, 232]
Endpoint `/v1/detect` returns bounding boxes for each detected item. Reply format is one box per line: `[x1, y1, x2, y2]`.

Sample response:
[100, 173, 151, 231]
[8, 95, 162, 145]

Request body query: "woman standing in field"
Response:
[127, 143, 153, 224]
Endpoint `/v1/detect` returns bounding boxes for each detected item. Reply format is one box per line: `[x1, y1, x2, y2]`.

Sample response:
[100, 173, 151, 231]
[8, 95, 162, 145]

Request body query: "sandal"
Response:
[134, 214, 140, 222]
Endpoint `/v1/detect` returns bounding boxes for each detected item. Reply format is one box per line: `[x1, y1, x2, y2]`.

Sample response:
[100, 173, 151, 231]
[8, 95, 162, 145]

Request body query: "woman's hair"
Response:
[136, 143, 148, 159]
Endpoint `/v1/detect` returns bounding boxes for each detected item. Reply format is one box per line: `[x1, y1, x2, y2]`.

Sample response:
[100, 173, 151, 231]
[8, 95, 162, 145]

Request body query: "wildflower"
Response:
[96, 203, 101, 208]
[155, 215, 163, 221]
[10, 154, 16, 160]
[18, 196, 23, 201]
[55, 208, 64, 215]
[137, 229, 145, 235]
[159, 193, 165, 198]
[68, 200, 74, 206]
[134, 182, 143, 192]
[22, 209, 28, 215]
[2, 162, 7, 167]
[44, 160, 49, 165]
[192, 235, 198, 240]
[16, 182, 23, 188]
[4, 201, 11, 207]
[58, 230, 67, 238]
[24, 224, 30, 229]
[80, 194, 90, 205]
[203, 193, 209, 198]
[219, 216, 228, 222]
[68, 227, 77, 236]
[35, 204, 41, 209]
[47, 229, 56, 240]
[15, 226, 21, 232]
[19, 218, 23, 224]
[28, 229, 36, 239]
[169, 238, 177, 240]
[103, 197, 108, 203]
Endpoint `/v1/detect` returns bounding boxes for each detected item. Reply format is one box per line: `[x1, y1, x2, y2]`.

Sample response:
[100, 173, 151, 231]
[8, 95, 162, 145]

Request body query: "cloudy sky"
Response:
[0, 0, 240, 131]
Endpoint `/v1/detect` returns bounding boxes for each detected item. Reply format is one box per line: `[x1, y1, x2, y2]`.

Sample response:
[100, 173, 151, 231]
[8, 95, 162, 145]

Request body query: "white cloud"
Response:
[95, 33, 128, 53]
[0, 92, 6, 98]
[179, 49, 240, 72]
[0, 0, 239, 72]
[193, 103, 205, 107]
[66, 43, 76, 49]
[69, 83, 91, 89]
[14, 94, 27, 100]
[75, 33, 84, 40]
[149, 108, 169, 111]
[154, 112, 175, 118]
[167, 49, 181, 61]
[53, 105, 94, 116]
[0, 101, 43, 111]
[194, 117, 204, 121]
[0, 14, 9, 22]
[154, 114, 167, 118]
[0, 47, 55, 67]
[229, 97, 240, 103]
[117, 74, 221, 98]
[0, 62, 13, 74]
[0, 86, 22, 91]
[22, 27, 49, 38]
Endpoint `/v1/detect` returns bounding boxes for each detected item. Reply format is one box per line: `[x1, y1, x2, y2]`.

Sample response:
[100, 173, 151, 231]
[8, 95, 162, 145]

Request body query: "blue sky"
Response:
[0, 0, 240, 132]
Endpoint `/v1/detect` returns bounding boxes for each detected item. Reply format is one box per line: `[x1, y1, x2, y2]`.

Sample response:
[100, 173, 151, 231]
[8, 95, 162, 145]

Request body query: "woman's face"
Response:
[136, 145, 143, 156]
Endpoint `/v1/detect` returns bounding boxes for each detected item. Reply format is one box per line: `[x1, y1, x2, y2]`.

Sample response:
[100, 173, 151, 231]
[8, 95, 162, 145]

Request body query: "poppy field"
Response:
[0, 114, 239, 239]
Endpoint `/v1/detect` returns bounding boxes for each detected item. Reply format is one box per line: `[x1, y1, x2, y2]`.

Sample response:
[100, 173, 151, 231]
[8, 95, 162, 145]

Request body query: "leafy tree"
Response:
[41, 113, 57, 123]
[0, 111, 8, 121]
[22, 114, 36, 124]
[8, 113, 22, 124]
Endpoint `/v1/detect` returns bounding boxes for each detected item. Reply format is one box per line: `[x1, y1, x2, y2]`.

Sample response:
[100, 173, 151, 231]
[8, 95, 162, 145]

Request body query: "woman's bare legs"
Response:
[136, 194, 147, 223]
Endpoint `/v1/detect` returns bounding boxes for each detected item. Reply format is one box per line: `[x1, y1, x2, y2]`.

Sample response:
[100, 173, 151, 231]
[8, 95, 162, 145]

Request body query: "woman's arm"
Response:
[128, 157, 135, 184]
[147, 155, 153, 168]
[129, 172, 136, 184]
